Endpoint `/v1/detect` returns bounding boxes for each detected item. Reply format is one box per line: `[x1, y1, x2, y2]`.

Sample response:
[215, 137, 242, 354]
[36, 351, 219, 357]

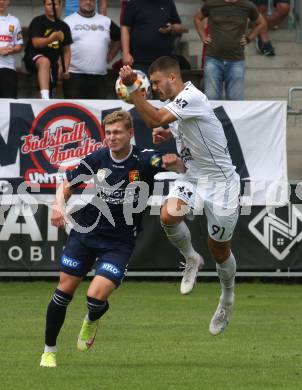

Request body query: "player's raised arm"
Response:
[51, 180, 72, 228]
[119, 65, 177, 128]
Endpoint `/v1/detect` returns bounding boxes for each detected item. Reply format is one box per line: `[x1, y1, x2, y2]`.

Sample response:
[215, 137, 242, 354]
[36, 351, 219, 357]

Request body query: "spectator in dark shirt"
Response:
[121, 0, 184, 75]
[194, 0, 266, 100]
[23, 0, 72, 99]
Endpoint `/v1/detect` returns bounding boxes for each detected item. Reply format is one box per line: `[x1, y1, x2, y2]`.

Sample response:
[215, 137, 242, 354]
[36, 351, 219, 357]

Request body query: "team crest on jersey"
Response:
[9, 25, 15, 33]
[129, 170, 140, 182]
[97, 169, 106, 182]
[150, 154, 161, 168]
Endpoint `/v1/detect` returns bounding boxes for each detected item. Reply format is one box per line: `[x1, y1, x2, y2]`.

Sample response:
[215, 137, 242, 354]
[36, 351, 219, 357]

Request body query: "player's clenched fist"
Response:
[51, 204, 66, 228]
[119, 65, 137, 86]
[162, 154, 186, 173]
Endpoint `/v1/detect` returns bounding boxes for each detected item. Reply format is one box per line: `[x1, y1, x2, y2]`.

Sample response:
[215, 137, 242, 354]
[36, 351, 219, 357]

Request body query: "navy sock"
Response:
[45, 289, 73, 347]
[87, 296, 109, 322]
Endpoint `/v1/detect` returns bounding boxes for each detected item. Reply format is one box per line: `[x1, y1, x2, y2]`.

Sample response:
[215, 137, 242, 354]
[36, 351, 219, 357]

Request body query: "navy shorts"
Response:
[59, 229, 135, 286]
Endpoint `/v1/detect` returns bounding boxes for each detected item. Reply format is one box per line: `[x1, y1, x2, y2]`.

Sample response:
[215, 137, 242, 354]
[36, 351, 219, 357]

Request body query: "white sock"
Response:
[216, 253, 236, 304]
[44, 344, 57, 353]
[40, 89, 49, 99]
[161, 221, 196, 259]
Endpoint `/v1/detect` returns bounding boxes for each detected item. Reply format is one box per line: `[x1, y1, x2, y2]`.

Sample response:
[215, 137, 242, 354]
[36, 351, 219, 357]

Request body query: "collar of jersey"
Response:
[110, 145, 133, 164]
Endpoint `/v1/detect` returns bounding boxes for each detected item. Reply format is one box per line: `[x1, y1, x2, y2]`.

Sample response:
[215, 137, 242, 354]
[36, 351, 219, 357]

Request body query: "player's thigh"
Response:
[204, 200, 239, 243]
[59, 229, 96, 278]
[94, 242, 134, 288]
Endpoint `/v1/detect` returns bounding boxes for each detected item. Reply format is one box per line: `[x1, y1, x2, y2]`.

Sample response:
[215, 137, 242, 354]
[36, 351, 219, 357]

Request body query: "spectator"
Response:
[253, 0, 289, 55]
[23, 0, 72, 99]
[63, 0, 120, 99]
[121, 0, 184, 75]
[0, 0, 23, 98]
[65, 0, 107, 17]
[194, 0, 266, 100]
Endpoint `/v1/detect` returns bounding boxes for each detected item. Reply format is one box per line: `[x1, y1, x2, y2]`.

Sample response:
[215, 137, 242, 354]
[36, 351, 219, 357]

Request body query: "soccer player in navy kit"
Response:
[40, 110, 185, 368]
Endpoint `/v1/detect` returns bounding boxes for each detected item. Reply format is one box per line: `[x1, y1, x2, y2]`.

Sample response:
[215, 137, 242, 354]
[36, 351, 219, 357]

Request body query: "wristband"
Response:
[126, 83, 139, 94]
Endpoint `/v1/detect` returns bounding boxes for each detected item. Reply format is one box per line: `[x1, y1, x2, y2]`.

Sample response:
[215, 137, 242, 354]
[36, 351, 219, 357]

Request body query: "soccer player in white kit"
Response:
[120, 56, 240, 335]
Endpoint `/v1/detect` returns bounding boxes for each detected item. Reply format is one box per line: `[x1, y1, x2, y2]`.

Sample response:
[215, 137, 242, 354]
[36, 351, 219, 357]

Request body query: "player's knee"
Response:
[160, 206, 183, 225]
[87, 296, 109, 320]
[208, 238, 230, 263]
[50, 288, 73, 308]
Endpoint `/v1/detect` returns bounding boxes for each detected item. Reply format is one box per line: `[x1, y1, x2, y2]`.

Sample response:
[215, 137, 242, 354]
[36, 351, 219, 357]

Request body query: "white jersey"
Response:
[0, 14, 23, 70]
[64, 12, 112, 75]
[165, 82, 237, 182]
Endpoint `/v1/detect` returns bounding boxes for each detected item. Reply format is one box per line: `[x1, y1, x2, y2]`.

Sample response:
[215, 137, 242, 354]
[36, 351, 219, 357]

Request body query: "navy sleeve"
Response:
[65, 153, 98, 188]
[110, 21, 121, 41]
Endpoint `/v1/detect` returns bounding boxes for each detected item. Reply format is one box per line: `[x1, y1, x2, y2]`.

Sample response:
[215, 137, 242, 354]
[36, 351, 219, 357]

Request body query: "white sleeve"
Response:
[165, 87, 210, 120]
[14, 18, 23, 45]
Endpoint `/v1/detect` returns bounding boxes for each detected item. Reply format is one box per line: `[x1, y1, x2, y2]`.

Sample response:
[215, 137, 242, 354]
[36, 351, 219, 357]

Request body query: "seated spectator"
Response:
[65, 0, 107, 17]
[23, 0, 72, 99]
[63, 0, 120, 99]
[121, 0, 184, 75]
[0, 0, 23, 98]
[253, 0, 290, 55]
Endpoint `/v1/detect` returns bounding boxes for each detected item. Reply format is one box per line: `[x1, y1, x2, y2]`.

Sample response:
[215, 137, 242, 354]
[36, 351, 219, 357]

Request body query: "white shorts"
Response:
[166, 175, 240, 242]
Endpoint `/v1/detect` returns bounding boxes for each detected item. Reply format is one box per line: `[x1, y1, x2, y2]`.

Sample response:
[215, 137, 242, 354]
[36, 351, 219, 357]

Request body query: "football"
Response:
[115, 69, 152, 103]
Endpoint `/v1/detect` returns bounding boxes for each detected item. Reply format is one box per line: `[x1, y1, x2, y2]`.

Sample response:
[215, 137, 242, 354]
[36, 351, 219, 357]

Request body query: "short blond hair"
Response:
[103, 110, 133, 130]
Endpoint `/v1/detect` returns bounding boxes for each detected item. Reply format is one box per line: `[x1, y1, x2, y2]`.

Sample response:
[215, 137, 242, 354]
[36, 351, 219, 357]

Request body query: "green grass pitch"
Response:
[0, 280, 302, 390]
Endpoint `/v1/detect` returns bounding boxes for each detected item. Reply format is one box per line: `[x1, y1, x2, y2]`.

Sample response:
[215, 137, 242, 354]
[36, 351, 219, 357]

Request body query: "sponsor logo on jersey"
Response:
[180, 147, 193, 163]
[174, 98, 188, 109]
[9, 25, 15, 33]
[61, 255, 80, 269]
[97, 169, 106, 182]
[150, 154, 161, 168]
[100, 262, 121, 276]
[129, 170, 140, 182]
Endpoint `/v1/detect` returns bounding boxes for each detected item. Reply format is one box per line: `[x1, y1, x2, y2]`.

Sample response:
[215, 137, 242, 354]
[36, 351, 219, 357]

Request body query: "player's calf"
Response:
[77, 297, 109, 352]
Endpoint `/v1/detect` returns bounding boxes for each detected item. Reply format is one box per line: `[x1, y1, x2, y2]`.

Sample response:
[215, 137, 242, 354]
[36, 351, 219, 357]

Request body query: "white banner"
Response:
[0, 99, 287, 205]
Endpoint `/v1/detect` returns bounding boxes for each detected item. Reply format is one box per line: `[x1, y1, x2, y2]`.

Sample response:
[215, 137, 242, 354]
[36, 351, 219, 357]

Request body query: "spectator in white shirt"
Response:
[0, 0, 23, 98]
[63, 0, 120, 99]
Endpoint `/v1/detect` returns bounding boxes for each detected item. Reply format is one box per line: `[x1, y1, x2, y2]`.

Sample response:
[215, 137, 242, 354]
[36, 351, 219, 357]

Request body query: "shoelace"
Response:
[179, 261, 195, 282]
[215, 308, 226, 322]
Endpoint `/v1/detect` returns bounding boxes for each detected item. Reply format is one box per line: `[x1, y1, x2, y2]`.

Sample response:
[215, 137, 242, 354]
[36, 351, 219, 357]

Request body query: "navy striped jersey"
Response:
[66, 145, 163, 241]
